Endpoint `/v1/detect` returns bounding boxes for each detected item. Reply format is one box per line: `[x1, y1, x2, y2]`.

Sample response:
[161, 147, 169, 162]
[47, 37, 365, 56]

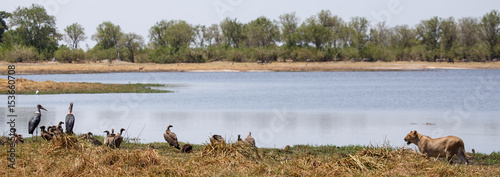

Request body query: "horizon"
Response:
[1, 0, 499, 49]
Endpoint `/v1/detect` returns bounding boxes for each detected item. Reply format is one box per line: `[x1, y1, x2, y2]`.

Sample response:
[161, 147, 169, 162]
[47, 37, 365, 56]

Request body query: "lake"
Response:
[1, 70, 499, 153]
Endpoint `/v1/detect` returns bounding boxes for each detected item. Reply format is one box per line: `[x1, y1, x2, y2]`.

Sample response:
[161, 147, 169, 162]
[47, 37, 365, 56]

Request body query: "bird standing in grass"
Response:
[244, 132, 256, 147]
[113, 128, 125, 148]
[65, 102, 75, 134]
[40, 126, 53, 141]
[103, 130, 115, 147]
[164, 125, 180, 149]
[28, 104, 47, 140]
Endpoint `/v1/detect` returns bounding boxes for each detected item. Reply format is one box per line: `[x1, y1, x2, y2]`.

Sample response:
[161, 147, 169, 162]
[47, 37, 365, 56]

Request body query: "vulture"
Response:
[244, 132, 256, 147]
[40, 126, 53, 141]
[163, 125, 180, 149]
[210, 134, 225, 145]
[103, 130, 115, 147]
[113, 128, 125, 148]
[181, 144, 193, 153]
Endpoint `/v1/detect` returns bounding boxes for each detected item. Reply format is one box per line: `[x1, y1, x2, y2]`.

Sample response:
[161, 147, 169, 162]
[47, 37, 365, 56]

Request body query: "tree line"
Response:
[0, 4, 499, 63]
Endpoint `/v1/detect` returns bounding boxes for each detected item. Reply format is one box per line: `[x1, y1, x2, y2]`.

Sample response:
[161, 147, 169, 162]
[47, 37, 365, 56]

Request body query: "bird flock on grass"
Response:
[1, 103, 257, 153]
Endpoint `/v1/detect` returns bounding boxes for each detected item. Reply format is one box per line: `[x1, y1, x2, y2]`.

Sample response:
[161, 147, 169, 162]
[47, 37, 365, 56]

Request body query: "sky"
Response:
[1, 0, 499, 49]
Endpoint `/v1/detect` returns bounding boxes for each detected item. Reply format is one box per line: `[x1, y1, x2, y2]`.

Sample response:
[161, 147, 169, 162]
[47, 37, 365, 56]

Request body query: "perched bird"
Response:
[35, 90, 39, 95]
[10, 128, 24, 144]
[113, 128, 125, 148]
[181, 144, 193, 153]
[40, 126, 53, 141]
[81, 132, 102, 146]
[103, 130, 115, 147]
[210, 134, 225, 145]
[28, 104, 47, 139]
[52, 121, 64, 137]
[65, 102, 75, 134]
[244, 132, 256, 147]
[163, 125, 180, 149]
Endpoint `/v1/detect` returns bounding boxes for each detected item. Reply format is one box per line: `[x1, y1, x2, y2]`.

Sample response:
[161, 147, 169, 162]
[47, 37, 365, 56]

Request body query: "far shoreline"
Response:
[1, 61, 499, 75]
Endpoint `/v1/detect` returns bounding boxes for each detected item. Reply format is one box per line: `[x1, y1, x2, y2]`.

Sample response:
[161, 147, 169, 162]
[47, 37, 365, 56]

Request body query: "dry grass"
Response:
[1, 61, 500, 74]
[0, 78, 170, 94]
[1, 136, 499, 176]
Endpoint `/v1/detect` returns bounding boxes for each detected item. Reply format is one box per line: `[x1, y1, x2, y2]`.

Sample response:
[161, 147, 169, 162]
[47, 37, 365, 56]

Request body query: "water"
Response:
[1, 70, 499, 153]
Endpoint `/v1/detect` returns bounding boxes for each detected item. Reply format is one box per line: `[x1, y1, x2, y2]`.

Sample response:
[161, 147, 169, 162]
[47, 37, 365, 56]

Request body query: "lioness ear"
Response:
[413, 130, 418, 134]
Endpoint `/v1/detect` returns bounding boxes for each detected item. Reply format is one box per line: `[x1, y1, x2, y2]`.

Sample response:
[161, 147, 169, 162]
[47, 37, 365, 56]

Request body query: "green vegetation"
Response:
[1, 5, 500, 64]
[0, 78, 170, 94]
[1, 135, 499, 176]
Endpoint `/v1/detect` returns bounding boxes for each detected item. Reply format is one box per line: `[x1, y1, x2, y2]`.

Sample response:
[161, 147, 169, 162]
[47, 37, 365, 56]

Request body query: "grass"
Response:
[1, 61, 500, 74]
[0, 78, 171, 94]
[1, 135, 499, 176]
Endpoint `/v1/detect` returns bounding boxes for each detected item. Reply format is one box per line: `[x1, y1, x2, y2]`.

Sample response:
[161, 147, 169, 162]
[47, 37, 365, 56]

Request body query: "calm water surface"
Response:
[1, 70, 499, 153]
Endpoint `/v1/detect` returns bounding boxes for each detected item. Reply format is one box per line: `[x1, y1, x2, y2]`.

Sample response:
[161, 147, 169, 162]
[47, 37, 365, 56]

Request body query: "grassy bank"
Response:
[0, 78, 170, 94]
[1, 61, 500, 74]
[1, 136, 499, 176]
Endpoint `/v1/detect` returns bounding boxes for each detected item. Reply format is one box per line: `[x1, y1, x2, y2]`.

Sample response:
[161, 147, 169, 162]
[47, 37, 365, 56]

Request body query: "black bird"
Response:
[113, 128, 125, 148]
[65, 102, 75, 134]
[28, 104, 47, 139]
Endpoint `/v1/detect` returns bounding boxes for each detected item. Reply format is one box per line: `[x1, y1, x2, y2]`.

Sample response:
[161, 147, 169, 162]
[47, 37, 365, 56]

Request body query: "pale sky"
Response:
[1, 0, 499, 48]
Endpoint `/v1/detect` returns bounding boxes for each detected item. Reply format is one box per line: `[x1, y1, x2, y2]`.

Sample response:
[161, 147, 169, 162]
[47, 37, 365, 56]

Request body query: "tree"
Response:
[416, 17, 441, 51]
[439, 17, 458, 55]
[92, 21, 123, 60]
[348, 17, 369, 51]
[242, 16, 280, 47]
[121, 33, 144, 63]
[193, 25, 206, 48]
[317, 10, 344, 49]
[480, 10, 500, 59]
[204, 24, 223, 46]
[279, 12, 300, 48]
[149, 20, 194, 50]
[64, 23, 86, 49]
[220, 17, 243, 48]
[458, 17, 479, 59]
[298, 16, 332, 49]
[0, 11, 11, 43]
[9, 4, 60, 57]
[391, 25, 416, 60]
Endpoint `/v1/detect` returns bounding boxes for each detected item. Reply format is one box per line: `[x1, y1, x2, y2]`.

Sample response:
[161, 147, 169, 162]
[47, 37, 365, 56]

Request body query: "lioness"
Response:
[404, 130, 475, 165]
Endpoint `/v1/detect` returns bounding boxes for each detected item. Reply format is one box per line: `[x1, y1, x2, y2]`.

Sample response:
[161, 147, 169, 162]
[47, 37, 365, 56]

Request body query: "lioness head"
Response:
[404, 130, 419, 145]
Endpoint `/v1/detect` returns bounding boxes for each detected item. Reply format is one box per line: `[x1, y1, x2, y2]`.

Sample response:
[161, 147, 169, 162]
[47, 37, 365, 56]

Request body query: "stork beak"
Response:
[41, 106, 47, 111]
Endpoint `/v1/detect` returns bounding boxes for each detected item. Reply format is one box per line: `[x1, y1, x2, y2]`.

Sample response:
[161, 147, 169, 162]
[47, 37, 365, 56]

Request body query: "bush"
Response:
[1, 45, 41, 62]
[54, 46, 86, 63]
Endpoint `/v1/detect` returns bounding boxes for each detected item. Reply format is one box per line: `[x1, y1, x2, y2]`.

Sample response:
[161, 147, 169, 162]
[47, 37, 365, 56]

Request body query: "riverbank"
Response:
[1, 136, 498, 176]
[0, 78, 170, 94]
[1, 61, 500, 74]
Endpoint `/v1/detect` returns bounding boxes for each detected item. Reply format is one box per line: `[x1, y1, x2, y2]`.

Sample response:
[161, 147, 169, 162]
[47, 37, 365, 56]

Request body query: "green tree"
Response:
[416, 17, 441, 51]
[92, 21, 123, 60]
[348, 17, 369, 52]
[64, 23, 86, 49]
[9, 4, 60, 58]
[480, 10, 500, 59]
[204, 24, 223, 46]
[317, 10, 344, 49]
[220, 17, 243, 48]
[458, 17, 479, 59]
[279, 12, 300, 48]
[391, 25, 417, 60]
[149, 20, 194, 50]
[242, 16, 280, 47]
[298, 16, 332, 49]
[439, 17, 458, 57]
[121, 33, 144, 63]
[0, 11, 11, 43]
